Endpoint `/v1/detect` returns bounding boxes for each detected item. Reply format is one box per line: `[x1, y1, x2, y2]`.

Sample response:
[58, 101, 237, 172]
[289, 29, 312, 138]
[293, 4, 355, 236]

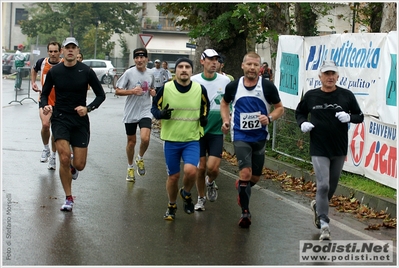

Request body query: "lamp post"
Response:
[94, 20, 99, 59]
[351, 3, 359, 33]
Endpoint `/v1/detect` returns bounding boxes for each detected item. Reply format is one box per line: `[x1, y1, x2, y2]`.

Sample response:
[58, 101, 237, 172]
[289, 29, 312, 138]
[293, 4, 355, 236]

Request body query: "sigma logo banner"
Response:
[344, 116, 396, 189]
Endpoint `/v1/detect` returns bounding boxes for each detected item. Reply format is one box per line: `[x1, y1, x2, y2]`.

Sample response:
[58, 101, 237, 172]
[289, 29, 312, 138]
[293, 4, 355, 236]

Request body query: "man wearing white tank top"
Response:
[221, 51, 284, 228]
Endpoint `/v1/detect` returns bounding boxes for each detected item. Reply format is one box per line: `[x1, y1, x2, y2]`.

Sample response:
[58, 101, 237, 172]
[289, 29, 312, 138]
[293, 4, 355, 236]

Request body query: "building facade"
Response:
[108, 2, 193, 68]
[2, 2, 30, 51]
[2, 3, 357, 67]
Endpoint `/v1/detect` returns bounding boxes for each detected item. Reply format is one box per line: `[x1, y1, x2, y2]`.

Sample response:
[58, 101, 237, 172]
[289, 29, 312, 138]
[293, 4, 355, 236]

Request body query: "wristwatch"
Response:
[86, 106, 92, 113]
[268, 115, 273, 123]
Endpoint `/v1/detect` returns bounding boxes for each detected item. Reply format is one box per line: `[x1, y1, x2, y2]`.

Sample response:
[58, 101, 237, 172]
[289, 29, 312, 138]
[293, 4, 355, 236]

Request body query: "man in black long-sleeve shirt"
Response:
[295, 60, 364, 241]
[41, 37, 106, 212]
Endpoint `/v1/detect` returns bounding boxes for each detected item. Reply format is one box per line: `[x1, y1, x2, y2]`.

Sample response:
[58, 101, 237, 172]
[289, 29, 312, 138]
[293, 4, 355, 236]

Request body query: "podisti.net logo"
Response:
[299, 240, 394, 263]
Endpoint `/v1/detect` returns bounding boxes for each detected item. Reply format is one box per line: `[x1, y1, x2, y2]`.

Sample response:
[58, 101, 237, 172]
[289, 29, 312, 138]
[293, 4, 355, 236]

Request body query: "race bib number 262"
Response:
[239, 112, 261, 130]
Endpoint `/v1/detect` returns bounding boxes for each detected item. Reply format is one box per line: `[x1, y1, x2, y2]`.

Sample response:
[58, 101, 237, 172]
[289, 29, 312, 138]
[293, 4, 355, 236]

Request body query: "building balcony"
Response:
[141, 16, 189, 34]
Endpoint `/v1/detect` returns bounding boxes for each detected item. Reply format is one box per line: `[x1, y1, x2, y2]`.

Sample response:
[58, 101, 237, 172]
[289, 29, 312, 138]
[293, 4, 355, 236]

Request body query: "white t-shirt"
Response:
[151, 67, 167, 87]
[191, 72, 231, 135]
[116, 67, 155, 123]
[15, 50, 25, 61]
[164, 69, 172, 83]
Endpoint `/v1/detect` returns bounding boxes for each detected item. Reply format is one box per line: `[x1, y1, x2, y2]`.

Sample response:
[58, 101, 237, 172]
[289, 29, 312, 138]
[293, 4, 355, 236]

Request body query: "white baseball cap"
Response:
[201, 49, 220, 60]
[62, 37, 79, 47]
[320, 60, 338, 73]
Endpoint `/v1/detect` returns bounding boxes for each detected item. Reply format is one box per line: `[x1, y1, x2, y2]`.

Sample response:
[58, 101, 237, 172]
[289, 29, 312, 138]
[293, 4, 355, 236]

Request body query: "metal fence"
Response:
[8, 67, 37, 105]
[108, 57, 129, 71]
[268, 108, 312, 163]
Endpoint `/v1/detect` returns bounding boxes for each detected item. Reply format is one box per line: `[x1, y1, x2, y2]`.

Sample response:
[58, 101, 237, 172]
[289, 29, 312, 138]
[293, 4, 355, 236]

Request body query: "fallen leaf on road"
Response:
[222, 149, 396, 229]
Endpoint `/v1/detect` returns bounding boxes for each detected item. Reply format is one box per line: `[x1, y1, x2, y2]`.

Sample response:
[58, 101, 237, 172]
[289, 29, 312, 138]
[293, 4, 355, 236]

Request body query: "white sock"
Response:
[137, 155, 143, 160]
[320, 220, 329, 229]
[128, 164, 134, 168]
[44, 144, 50, 151]
[51, 152, 56, 158]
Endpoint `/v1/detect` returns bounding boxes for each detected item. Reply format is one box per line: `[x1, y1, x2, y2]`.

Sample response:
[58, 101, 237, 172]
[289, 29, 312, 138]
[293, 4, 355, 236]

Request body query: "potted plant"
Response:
[145, 17, 152, 29]
[151, 21, 159, 29]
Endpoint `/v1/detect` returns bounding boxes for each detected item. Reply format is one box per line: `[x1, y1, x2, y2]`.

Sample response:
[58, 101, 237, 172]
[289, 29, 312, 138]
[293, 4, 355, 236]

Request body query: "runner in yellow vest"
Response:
[151, 57, 210, 220]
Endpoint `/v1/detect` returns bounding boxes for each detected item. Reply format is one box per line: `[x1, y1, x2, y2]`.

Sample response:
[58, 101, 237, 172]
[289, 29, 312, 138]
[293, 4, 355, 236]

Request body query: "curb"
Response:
[223, 142, 397, 218]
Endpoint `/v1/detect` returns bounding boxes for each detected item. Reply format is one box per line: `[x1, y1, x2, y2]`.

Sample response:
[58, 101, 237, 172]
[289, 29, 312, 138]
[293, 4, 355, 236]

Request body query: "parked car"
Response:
[130, 61, 153, 69]
[2, 53, 15, 74]
[82, 59, 116, 84]
[2, 52, 12, 61]
[10, 53, 31, 77]
[167, 62, 176, 73]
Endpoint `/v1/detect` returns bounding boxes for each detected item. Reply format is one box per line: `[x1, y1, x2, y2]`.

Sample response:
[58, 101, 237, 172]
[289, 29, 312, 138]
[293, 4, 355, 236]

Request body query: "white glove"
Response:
[301, 122, 314, 133]
[335, 111, 350, 123]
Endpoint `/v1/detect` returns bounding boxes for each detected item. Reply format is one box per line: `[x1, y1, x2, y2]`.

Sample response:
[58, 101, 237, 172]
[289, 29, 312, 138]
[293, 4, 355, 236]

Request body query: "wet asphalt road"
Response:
[1, 77, 397, 266]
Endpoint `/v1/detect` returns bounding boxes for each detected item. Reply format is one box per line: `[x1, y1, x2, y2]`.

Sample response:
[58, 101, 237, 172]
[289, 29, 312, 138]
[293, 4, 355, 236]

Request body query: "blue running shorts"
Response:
[164, 141, 200, 175]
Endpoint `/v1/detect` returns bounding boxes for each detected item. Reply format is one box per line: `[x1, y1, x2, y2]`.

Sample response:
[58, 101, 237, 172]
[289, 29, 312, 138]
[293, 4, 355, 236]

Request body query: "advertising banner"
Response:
[274, 35, 304, 109]
[344, 117, 397, 189]
[276, 32, 397, 189]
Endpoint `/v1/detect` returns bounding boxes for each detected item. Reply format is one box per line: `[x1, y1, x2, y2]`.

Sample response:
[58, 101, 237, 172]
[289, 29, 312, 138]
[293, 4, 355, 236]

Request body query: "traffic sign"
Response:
[139, 34, 153, 47]
[186, 43, 197, 49]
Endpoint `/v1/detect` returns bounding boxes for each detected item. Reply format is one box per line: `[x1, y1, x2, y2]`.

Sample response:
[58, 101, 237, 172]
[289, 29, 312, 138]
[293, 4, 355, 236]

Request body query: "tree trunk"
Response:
[370, 3, 383, 32]
[380, 2, 397, 32]
[195, 33, 247, 80]
[193, 3, 248, 80]
[221, 34, 247, 80]
[246, 36, 256, 52]
[295, 3, 318, 36]
[193, 35, 212, 75]
[268, 3, 291, 75]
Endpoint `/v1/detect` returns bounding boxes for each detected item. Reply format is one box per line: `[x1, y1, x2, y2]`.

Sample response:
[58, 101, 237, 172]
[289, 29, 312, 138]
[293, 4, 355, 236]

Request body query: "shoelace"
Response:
[168, 204, 177, 211]
[137, 161, 145, 170]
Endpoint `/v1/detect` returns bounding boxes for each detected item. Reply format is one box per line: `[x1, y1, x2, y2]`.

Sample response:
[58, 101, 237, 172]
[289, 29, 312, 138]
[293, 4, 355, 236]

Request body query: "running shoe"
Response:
[206, 176, 218, 202]
[135, 157, 146, 176]
[60, 198, 74, 212]
[238, 210, 251, 228]
[194, 197, 206, 211]
[179, 187, 194, 214]
[164, 203, 177, 220]
[126, 168, 135, 182]
[310, 200, 321, 229]
[48, 155, 56, 170]
[319, 227, 331, 241]
[40, 149, 50, 162]
[71, 165, 79, 180]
